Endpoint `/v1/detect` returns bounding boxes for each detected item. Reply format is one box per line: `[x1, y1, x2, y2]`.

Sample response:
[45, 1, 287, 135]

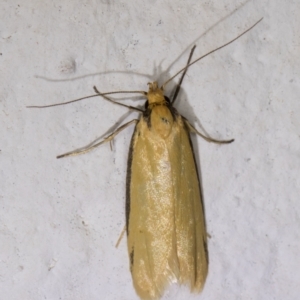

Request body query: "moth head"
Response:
[147, 82, 165, 105]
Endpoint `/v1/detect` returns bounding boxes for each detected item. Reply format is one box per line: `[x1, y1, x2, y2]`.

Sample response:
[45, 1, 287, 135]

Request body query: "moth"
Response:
[28, 18, 262, 300]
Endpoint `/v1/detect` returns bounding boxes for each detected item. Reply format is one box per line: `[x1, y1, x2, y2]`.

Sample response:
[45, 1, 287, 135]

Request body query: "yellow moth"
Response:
[28, 18, 262, 300]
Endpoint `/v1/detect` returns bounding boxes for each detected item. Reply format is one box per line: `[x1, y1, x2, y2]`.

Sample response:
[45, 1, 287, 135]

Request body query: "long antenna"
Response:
[162, 18, 263, 89]
[27, 90, 146, 109]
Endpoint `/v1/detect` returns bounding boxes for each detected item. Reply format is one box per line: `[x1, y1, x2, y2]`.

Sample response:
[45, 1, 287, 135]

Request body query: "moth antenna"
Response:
[94, 89, 147, 96]
[26, 94, 101, 108]
[27, 90, 146, 109]
[171, 45, 196, 103]
[162, 17, 263, 89]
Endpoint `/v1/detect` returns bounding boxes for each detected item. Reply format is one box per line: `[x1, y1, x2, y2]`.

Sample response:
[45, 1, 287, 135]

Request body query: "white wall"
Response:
[1, 1, 299, 299]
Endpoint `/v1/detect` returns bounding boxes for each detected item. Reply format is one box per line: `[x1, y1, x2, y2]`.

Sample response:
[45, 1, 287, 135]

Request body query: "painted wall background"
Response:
[1, 1, 299, 299]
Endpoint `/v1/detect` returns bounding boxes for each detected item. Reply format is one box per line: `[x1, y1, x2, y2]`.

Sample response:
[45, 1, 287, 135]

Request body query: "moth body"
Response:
[28, 18, 263, 300]
[126, 82, 208, 299]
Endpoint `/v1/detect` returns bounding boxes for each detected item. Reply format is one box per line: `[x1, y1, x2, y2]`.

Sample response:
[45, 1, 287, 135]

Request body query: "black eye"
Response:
[164, 96, 171, 103]
[144, 100, 149, 109]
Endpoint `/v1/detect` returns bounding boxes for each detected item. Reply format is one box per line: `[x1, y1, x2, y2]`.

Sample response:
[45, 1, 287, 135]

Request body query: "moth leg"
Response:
[93, 86, 143, 112]
[57, 119, 138, 158]
[184, 120, 234, 144]
[172, 45, 197, 104]
[115, 225, 126, 248]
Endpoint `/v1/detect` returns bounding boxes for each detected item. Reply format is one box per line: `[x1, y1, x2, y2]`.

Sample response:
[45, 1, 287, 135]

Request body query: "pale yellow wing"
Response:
[127, 107, 208, 300]
[171, 116, 208, 292]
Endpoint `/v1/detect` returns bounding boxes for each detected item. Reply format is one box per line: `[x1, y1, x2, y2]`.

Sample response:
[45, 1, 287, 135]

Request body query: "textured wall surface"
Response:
[1, 1, 299, 299]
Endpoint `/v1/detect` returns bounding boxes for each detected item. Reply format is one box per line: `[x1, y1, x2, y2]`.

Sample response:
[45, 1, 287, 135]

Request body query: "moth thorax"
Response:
[151, 105, 174, 139]
[147, 81, 165, 105]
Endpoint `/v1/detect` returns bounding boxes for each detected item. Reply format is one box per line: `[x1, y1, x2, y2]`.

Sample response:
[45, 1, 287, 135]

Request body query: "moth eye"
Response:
[164, 96, 171, 103]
